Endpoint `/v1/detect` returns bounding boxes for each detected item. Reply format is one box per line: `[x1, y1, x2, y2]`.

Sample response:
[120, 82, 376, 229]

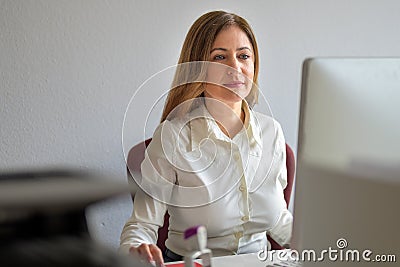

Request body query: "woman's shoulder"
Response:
[150, 118, 192, 150]
[153, 117, 188, 135]
[251, 110, 283, 131]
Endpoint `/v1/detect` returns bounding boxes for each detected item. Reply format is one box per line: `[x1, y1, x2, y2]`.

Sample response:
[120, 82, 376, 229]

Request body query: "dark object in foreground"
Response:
[0, 168, 146, 266]
[0, 236, 146, 267]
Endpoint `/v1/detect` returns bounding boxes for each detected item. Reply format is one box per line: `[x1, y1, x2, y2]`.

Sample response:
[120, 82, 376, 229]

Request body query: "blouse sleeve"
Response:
[119, 122, 177, 254]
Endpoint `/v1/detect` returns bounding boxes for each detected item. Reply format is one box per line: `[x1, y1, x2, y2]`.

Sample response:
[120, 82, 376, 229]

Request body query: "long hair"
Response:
[160, 11, 260, 122]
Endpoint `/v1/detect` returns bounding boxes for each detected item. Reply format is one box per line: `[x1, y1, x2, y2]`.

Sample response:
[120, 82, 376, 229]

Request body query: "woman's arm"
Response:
[119, 188, 167, 253]
[119, 188, 167, 266]
[120, 121, 177, 265]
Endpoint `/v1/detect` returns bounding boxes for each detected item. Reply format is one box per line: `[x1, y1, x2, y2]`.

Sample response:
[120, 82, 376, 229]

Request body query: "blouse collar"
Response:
[189, 100, 263, 151]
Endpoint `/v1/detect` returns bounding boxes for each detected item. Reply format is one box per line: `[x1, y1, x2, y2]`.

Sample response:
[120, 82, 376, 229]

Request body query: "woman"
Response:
[120, 10, 292, 266]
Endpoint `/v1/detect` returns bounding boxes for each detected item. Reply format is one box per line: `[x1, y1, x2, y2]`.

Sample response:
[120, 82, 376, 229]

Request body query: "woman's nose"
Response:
[226, 58, 241, 74]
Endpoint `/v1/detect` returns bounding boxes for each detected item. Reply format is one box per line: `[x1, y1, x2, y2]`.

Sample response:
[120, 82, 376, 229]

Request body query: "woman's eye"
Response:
[213, 55, 225, 60]
[239, 54, 250, 60]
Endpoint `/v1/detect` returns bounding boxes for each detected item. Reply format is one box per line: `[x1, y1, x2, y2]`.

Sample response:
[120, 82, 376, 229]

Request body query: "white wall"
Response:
[1, 0, 400, 249]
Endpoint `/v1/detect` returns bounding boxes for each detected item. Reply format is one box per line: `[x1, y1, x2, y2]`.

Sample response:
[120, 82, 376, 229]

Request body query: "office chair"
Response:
[126, 139, 295, 252]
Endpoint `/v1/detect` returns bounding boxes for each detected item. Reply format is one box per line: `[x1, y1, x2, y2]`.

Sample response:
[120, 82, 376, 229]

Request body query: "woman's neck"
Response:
[205, 99, 245, 138]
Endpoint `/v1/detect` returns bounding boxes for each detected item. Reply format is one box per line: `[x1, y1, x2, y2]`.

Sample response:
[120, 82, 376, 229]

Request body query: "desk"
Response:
[211, 253, 270, 266]
[164, 252, 277, 267]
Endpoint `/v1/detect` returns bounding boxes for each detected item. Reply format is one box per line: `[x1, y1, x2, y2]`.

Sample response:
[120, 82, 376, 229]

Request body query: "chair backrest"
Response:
[284, 143, 295, 207]
[127, 139, 296, 252]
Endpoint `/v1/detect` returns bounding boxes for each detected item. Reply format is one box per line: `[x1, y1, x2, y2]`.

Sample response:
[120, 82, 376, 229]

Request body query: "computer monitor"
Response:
[292, 58, 400, 265]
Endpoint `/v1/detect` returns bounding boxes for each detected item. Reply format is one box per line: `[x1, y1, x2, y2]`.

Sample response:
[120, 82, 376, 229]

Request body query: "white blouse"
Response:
[120, 102, 293, 257]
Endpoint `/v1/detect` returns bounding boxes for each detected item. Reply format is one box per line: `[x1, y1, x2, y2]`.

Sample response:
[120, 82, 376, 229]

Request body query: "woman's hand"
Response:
[129, 243, 164, 266]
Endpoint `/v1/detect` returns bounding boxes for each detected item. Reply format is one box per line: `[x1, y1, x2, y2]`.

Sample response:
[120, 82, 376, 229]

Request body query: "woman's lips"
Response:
[223, 81, 245, 88]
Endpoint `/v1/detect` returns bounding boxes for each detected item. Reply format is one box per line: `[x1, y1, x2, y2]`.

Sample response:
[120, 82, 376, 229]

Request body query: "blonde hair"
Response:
[160, 10, 260, 122]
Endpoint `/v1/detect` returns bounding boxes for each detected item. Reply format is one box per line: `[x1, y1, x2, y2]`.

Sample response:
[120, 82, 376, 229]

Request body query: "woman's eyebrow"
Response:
[210, 47, 251, 53]
[210, 48, 227, 53]
[237, 46, 251, 51]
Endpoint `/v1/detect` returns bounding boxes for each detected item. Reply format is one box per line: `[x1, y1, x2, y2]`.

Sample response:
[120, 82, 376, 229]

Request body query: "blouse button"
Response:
[235, 232, 243, 239]
[241, 215, 249, 222]
[239, 185, 245, 191]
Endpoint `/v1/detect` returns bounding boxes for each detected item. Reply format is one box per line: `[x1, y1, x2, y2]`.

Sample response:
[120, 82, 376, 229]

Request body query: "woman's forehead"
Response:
[211, 25, 252, 50]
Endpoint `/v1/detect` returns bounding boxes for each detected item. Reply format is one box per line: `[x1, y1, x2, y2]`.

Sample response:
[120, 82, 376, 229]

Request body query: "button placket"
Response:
[240, 176, 250, 222]
[232, 146, 250, 224]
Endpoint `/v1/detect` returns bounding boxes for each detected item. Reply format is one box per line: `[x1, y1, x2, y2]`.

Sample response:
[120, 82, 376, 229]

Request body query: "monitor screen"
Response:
[292, 58, 400, 265]
[298, 57, 400, 178]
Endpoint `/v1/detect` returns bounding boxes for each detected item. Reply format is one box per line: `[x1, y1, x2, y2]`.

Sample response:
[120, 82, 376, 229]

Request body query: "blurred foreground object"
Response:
[0, 236, 147, 267]
[0, 168, 148, 267]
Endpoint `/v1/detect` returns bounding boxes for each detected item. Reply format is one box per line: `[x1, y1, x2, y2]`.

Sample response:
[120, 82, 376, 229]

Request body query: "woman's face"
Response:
[204, 25, 255, 105]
